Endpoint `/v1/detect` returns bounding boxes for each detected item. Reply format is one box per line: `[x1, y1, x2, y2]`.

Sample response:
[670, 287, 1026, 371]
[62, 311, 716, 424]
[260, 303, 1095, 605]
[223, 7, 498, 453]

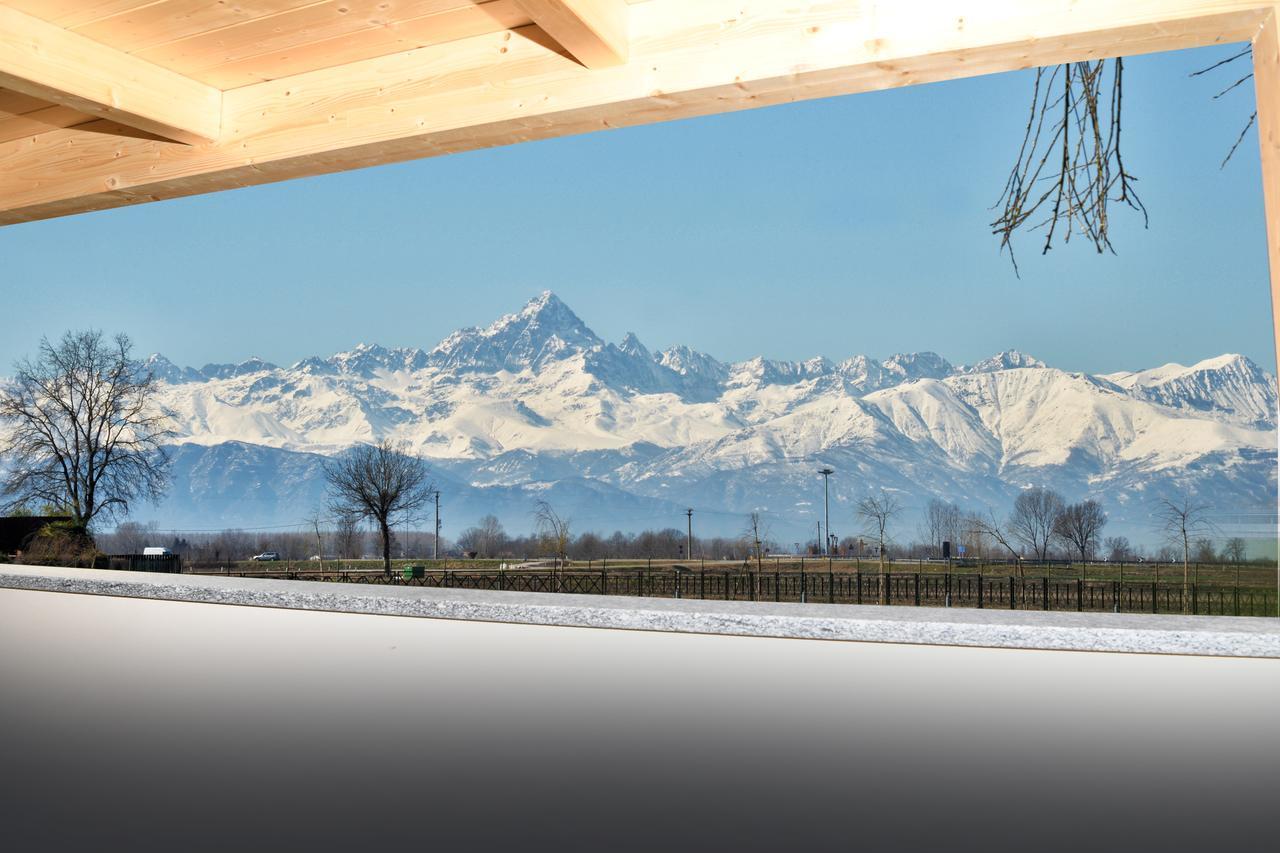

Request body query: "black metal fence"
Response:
[208, 567, 1277, 617]
[106, 553, 183, 574]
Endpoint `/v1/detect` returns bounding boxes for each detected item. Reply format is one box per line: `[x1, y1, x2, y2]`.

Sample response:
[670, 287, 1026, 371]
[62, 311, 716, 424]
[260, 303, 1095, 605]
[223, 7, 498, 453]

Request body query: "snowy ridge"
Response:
[122, 293, 1275, 537]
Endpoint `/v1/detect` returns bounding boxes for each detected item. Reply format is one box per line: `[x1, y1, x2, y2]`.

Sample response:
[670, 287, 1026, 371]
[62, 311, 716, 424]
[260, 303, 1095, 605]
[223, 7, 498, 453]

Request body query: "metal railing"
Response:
[192, 566, 1277, 617]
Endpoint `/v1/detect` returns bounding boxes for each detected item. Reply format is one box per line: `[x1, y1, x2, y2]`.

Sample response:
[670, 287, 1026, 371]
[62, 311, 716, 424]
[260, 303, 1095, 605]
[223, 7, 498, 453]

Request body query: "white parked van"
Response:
[142, 547, 172, 556]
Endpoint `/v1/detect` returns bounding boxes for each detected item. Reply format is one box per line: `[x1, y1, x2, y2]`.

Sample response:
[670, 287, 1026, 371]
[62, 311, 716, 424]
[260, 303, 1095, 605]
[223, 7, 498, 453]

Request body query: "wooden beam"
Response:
[514, 0, 629, 67]
[1254, 6, 1280, 378]
[0, 4, 222, 145]
[0, 0, 1273, 225]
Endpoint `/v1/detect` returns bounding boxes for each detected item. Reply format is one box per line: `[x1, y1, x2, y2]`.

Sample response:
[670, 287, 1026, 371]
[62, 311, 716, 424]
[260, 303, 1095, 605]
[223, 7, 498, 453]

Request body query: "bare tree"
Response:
[857, 491, 901, 574]
[324, 439, 434, 575]
[921, 498, 963, 558]
[0, 330, 172, 536]
[102, 520, 159, 555]
[1052, 499, 1108, 565]
[477, 514, 507, 557]
[971, 508, 1023, 574]
[1104, 536, 1133, 562]
[743, 511, 769, 571]
[307, 511, 327, 570]
[1223, 537, 1247, 565]
[334, 512, 362, 559]
[1154, 494, 1213, 614]
[533, 499, 571, 566]
[1008, 487, 1065, 564]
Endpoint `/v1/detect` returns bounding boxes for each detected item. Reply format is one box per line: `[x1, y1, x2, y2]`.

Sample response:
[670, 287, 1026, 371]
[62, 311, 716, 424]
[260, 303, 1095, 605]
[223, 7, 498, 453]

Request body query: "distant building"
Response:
[0, 516, 72, 556]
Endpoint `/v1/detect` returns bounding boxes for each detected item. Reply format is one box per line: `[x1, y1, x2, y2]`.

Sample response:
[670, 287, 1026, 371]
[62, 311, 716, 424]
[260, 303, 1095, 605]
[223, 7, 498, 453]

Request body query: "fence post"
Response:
[800, 566, 807, 604]
[700, 569, 705, 599]
[1152, 581, 1157, 614]
[857, 571, 863, 605]
[1113, 580, 1119, 613]
[829, 567, 835, 604]
[601, 567, 607, 596]
[914, 573, 920, 607]
[774, 568, 780, 602]
[1076, 578, 1082, 612]
[977, 574, 983, 609]
[1042, 576, 1049, 611]
[1009, 576, 1015, 610]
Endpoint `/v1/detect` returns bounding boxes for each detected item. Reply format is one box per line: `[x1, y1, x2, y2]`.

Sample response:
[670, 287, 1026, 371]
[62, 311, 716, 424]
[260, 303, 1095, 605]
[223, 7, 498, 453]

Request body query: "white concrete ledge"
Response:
[2, 563, 1277, 658]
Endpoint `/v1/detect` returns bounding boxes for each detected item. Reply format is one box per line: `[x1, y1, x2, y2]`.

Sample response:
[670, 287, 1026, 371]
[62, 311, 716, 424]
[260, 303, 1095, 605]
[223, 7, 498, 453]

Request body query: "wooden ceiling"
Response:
[0, 1, 1274, 227]
[2, 1, 644, 89]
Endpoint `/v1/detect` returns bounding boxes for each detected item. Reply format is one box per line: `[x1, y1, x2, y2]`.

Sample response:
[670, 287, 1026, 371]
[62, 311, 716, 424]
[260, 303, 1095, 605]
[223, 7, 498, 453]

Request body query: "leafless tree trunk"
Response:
[1053, 499, 1108, 567]
[534, 499, 571, 567]
[1154, 495, 1212, 614]
[334, 513, 362, 560]
[922, 498, 962, 558]
[858, 492, 900, 603]
[743, 511, 768, 573]
[1008, 487, 1065, 565]
[0, 330, 172, 533]
[324, 440, 434, 575]
[972, 509, 1023, 576]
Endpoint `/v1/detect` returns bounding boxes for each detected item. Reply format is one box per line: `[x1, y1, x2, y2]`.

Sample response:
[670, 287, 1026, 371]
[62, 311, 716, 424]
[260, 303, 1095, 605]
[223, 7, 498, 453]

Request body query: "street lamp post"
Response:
[818, 467, 834, 557]
[686, 508, 694, 563]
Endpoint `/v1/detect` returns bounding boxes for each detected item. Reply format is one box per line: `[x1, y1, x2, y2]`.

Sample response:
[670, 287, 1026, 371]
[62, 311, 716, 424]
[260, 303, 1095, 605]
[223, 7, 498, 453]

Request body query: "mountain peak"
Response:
[317, 342, 427, 376]
[197, 357, 279, 381]
[429, 291, 602, 373]
[618, 332, 651, 360]
[144, 353, 203, 384]
[966, 350, 1045, 373]
[883, 351, 955, 380]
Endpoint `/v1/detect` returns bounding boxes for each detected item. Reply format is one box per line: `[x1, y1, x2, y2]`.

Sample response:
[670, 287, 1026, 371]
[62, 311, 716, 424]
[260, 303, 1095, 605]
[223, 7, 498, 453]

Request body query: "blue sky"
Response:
[0, 43, 1272, 376]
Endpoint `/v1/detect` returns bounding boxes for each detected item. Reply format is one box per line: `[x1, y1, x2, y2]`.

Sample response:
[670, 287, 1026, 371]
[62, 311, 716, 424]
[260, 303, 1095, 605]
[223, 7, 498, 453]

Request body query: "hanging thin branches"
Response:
[1190, 46, 1256, 169]
[992, 59, 1148, 275]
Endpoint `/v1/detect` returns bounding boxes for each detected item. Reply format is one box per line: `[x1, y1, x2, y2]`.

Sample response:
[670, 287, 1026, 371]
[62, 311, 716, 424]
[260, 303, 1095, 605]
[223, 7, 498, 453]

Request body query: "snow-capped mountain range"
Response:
[137, 292, 1275, 542]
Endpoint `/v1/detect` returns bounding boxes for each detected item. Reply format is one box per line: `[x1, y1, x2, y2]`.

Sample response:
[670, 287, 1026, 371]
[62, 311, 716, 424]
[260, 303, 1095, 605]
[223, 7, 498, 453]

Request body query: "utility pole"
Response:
[686, 508, 694, 563]
[818, 467, 834, 556]
[432, 489, 442, 560]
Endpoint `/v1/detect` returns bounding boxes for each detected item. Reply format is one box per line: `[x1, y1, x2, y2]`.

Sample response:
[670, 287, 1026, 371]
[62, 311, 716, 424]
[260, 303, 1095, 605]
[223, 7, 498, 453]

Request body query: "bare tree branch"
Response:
[992, 59, 1147, 274]
[0, 330, 172, 532]
[324, 439, 434, 575]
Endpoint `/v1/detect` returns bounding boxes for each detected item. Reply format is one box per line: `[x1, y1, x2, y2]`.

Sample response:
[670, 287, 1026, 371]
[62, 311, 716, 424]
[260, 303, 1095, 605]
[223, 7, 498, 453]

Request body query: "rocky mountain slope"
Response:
[135, 292, 1275, 541]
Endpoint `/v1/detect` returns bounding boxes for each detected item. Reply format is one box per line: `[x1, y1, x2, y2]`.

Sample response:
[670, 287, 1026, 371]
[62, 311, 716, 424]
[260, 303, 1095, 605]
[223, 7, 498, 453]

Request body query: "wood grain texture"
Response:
[190, 2, 533, 89]
[127, 1, 507, 82]
[0, 0, 1271, 225]
[0, 103, 94, 143]
[1252, 6, 1280, 374]
[514, 0, 629, 67]
[0, 4, 222, 144]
